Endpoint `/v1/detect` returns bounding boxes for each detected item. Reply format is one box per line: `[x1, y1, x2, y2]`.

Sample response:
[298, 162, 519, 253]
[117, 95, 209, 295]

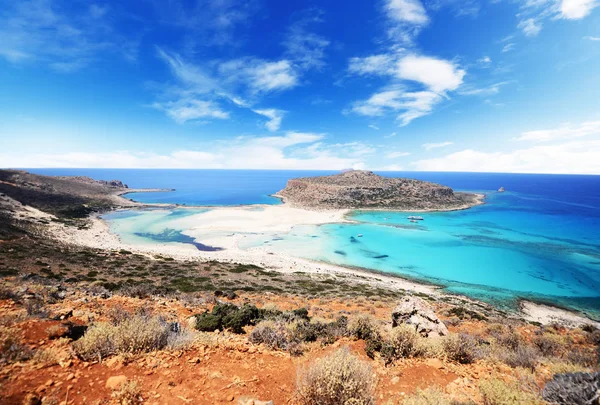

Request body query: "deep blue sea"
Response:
[28, 169, 600, 318]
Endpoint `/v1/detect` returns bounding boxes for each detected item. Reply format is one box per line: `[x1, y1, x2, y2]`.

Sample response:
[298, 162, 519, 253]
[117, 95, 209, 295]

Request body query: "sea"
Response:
[28, 169, 600, 318]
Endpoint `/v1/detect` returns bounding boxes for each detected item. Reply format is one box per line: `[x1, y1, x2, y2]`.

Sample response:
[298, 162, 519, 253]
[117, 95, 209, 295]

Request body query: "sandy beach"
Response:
[27, 197, 596, 328]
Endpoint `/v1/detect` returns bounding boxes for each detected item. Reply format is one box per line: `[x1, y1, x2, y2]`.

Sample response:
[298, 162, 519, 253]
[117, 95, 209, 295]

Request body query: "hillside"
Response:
[275, 170, 483, 210]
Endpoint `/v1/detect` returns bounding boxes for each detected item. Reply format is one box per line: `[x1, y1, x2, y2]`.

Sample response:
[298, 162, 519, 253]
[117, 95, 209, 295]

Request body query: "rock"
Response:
[22, 393, 41, 405]
[392, 296, 448, 337]
[105, 375, 128, 390]
[426, 358, 445, 369]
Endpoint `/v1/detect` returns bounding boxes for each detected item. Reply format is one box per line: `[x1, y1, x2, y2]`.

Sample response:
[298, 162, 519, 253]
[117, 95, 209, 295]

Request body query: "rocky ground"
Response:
[275, 170, 483, 211]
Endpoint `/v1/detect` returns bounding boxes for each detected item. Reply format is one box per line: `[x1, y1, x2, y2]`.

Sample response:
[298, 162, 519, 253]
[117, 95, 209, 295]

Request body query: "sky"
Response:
[1, 0, 599, 173]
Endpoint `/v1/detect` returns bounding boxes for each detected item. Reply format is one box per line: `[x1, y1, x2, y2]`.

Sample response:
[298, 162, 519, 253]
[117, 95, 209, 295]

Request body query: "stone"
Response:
[105, 375, 128, 390]
[391, 296, 448, 337]
[22, 393, 41, 405]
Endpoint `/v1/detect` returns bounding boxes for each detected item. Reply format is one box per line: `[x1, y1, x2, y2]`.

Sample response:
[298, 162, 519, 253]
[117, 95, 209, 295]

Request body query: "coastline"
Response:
[36, 199, 599, 328]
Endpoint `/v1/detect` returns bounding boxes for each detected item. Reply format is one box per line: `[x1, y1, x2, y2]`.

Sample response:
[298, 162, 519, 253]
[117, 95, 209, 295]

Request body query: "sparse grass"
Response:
[479, 378, 543, 405]
[296, 348, 375, 405]
[402, 387, 452, 405]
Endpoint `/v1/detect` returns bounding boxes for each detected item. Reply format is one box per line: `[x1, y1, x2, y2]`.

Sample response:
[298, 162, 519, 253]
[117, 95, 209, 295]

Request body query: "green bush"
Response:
[195, 303, 263, 334]
[296, 348, 375, 405]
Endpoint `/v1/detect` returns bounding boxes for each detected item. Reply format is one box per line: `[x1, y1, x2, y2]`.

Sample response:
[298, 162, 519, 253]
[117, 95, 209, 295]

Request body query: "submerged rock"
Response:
[392, 296, 448, 338]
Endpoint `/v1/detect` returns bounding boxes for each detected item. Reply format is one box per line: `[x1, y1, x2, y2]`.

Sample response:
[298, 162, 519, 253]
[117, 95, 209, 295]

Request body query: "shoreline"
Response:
[37, 199, 599, 328]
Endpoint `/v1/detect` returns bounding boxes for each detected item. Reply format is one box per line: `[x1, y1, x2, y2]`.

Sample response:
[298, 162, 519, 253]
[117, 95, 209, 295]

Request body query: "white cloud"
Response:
[0, 0, 135, 70]
[515, 121, 600, 142]
[348, 54, 396, 76]
[560, 0, 598, 19]
[0, 132, 373, 170]
[477, 56, 492, 67]
[386, 151, 411, 158]
[348, 54, 465, 125]
[368, 124, 380, 130]
[384, 0, 429, 24]
[502, 43, 515, 53]
[422, 141, 453, 150]
[151, 99, 229, 123]
[395, 55, 466, 93]
[518, 18, 542, 36]
[219, 59, 298, 94]
[458, 81, 512, 96]
[252, 109, 286, 132]
[584, 36, 600, 40]
[351, 89, 444, 126]
[384, 132, 397, 138]
[413, 140, 600, 174]
[283, 10, 329, 70]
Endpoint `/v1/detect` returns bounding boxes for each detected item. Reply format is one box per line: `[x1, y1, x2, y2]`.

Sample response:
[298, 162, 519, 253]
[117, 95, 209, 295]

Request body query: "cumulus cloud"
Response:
[560, 0, 598, 19]
[252, 109, 286, 132]
[395, 55, 465, 93]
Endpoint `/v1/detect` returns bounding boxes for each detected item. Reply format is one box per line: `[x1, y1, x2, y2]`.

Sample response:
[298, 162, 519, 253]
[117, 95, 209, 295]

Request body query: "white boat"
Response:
[407, 216, 424, 220]
[357, 234, 363, 237]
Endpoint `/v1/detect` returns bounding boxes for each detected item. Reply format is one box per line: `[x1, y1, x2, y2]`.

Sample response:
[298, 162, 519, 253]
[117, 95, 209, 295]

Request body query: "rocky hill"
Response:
[275, 170, 482, 210]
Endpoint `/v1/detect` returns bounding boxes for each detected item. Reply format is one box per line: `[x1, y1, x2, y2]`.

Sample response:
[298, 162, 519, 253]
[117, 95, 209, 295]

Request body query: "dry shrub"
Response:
[479, 378, 543, 405]
[402, 387, 452, 405]
[296, 348, 375, 405]
[348, 315, 380, 342]
[547, 360, 592, 375]
[112, 379, 143, 405]
[499, 344, 539, 371]
[31, 347, 61, 367]
[533, 332, 564, 357]
[73, 313, 186, 361]
[249, 320, 289, 350]
[381, 324, 426, 366]
[443, 333, 479, 364]
[0, 326, 32, 364]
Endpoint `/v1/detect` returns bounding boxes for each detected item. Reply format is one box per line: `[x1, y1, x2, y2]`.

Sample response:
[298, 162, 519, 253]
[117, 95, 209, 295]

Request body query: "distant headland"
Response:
[274, 170, 484, 211]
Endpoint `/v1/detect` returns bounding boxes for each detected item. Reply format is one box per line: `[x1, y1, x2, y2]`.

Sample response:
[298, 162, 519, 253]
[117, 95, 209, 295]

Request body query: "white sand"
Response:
[520, 301, 599, 328]
[16, 200, 593, 326]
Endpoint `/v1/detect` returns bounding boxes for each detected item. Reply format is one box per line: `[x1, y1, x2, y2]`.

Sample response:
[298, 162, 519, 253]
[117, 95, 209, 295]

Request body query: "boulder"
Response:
[392, 296, 448, 337]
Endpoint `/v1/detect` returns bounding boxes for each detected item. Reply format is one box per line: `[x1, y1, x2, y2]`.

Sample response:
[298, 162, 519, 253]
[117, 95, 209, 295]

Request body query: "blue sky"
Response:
[1, 0, 599, 173]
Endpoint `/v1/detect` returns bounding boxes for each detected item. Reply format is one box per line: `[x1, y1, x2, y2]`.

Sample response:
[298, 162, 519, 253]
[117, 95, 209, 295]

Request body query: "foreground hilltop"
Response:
[275, 170, 483, 210]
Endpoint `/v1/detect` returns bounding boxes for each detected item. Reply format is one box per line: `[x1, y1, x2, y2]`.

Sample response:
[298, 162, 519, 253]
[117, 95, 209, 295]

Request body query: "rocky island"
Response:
[275, 170, 483, 211]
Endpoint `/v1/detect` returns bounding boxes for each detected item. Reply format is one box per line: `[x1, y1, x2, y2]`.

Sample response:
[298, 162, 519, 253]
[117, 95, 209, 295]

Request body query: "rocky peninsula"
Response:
[275, 170, 483, 211]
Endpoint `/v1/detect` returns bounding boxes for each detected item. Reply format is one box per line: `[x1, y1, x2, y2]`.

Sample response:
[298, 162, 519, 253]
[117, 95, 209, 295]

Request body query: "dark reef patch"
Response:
[134, 228, 223, 252]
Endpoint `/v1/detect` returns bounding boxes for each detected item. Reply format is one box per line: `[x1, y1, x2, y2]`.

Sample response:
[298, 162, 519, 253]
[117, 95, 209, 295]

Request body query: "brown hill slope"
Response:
[275, 170, 482, 210]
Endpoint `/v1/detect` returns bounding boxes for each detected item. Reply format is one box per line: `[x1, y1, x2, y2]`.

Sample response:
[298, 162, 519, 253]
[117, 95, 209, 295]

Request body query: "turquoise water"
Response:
[29, 169, 600, 318]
